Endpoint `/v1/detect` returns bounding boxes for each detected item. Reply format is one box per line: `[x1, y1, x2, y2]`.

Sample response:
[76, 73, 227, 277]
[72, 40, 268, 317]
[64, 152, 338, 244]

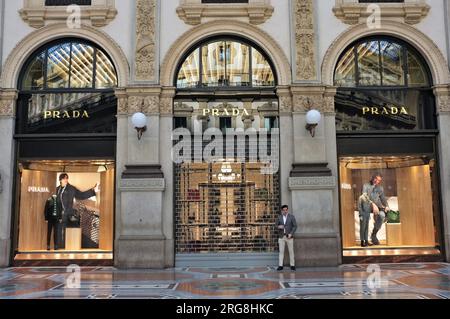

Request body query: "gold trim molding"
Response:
[333, 0, 430, 25]
[176, 0, 274, 25]
[19, 0, 117, 28]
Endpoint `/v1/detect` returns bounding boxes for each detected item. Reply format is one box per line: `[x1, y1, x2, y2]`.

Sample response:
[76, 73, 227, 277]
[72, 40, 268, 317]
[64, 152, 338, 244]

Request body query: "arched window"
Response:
[333, 37, 435, 131]
[17, 39, 118, 135]
[334, 37, 430, 87]
[176, 39, 275, 88]
[20, 39, 117, 91]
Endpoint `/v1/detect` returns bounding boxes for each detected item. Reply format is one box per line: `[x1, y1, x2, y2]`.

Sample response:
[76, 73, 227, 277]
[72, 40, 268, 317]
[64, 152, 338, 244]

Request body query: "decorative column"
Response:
[134, 0, 157, 82]
[114, 87, 168, 268]
[0, 89, 17, 267]
[288, 85, 341, 266]
[294, 0, 318, 81]
[434, 84, 450, 262]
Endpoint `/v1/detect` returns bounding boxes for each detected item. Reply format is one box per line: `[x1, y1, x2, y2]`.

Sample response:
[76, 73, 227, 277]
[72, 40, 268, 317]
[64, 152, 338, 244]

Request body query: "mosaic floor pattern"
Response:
[0, 263, 448, 299]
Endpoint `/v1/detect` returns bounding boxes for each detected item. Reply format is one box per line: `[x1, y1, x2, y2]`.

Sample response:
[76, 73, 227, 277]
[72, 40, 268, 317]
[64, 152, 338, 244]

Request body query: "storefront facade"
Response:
[0, 0, 449, 268]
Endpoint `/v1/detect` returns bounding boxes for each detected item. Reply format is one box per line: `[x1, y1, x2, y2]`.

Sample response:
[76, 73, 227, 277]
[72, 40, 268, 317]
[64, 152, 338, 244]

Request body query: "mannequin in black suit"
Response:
[56, 173, 99, 249]
[44, 195, 63, 250]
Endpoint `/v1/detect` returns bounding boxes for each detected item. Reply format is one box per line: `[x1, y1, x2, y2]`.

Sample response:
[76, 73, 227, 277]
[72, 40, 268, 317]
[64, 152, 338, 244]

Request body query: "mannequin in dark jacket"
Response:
[56, 173, 98, 249]
[44, 195, 63, 250]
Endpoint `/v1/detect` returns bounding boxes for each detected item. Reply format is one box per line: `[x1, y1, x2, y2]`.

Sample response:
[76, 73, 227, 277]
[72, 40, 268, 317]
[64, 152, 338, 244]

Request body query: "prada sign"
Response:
[202, 108, 250, 117]
[43, 110, 90, 120]
[362, 106, 408, 116]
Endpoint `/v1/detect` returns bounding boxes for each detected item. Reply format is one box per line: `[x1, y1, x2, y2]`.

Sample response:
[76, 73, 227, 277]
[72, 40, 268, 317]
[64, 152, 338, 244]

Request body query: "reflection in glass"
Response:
[380, 41, 404, 86]
[47, 43, 71, 89]
[357, 41, 381, 86]
[177, 49, 200, 88]
[95, 49, 117, 89]
[226, 42, 250, 86]
[335, 48, 356, 87]
[407, 51, 429, 86]
[70, 43, 94, 88]
[202, 41, 227, 87]
[22, 51, 46, 91]
[252, 49, 275, 87]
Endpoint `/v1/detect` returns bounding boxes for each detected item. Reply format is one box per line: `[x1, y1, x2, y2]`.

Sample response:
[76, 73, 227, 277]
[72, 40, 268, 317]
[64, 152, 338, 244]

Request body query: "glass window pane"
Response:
[95, 49, 117, 89]
[47, 43, 71, 89]
[177, 48, 200, 88]
[380, 41, 404, 86]
[407, 51, 429, 86]
[357, 41, 381, 86]
[22, 51, 46, 90]
[339, 156, 439, 252]
[226, 42, 250, 87]
[335, 47, 356, 87]
[70, 43, 94, 89]
[202, 41, 226, 87]
[252, 49, 274, 87]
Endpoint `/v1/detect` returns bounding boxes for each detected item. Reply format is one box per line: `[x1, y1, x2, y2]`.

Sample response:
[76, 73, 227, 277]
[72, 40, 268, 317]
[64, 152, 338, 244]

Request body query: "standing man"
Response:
[57, 173, 99, 249]
[362, 174, 390, 246]
[276, 205, 298, 271]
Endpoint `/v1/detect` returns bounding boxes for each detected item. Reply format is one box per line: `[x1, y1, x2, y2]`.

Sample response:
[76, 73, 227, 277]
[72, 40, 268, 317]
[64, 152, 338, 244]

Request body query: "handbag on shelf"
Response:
[386, 210, 400, 223]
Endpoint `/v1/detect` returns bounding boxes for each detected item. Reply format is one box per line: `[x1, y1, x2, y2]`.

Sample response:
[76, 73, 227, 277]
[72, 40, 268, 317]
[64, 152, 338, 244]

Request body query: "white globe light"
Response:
[306, 109, 322, 125]
[132, 112, 147, 128]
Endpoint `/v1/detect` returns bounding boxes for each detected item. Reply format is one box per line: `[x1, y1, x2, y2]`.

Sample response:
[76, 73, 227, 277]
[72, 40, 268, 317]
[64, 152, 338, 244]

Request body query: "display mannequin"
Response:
[56, 173, 99, 249]
[44, 194, 63, 250]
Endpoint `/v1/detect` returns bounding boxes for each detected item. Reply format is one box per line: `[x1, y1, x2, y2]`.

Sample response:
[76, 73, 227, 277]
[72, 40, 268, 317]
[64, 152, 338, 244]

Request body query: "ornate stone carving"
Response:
[293, 95, 323, 113]
[434, 86, 450, 114]
[128, 96, 142, 114]
[135, 0, 156, 81]
[19, 0, 117, 28]
[333, 0, 430, 25]
[0, 90, 18, 117]
[176, 0, 274, 26]
[288, 176, 336, 190]
[294, 0, 317, 81]
[279, 95, 293, 113]
[159, 97, 173, 115]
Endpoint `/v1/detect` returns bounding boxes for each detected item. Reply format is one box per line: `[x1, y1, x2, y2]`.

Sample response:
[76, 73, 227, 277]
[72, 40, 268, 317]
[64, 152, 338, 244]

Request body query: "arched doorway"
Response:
[173, 37, 281, 266]
[12, 39, 118, 265]
[334, 36, 444, 262]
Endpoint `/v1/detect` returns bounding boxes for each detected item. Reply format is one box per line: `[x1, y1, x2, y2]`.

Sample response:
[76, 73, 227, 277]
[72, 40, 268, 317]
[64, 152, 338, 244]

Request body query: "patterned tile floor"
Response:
[0, 263, 449, 299]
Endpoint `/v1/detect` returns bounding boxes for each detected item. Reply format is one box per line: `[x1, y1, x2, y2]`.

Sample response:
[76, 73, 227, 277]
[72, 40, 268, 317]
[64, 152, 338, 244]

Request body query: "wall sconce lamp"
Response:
[132, 112, 148, 140]
[305, 109, 322, 138]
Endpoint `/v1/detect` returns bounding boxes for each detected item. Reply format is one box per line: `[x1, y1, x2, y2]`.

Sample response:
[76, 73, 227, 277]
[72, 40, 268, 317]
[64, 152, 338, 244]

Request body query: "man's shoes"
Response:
[277, 266, 283, 271]
[47, 245, 50, 251]
[371, 235, 380, 245]
[290, 266, 296, 271]
[361, 241, 369, 247]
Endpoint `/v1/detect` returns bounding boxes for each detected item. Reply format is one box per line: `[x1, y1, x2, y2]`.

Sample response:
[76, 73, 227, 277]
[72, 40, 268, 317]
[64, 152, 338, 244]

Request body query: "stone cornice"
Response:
[333, 0, 430, 25]
[176, 0, 274, 25]
[19, 0, 117, 28]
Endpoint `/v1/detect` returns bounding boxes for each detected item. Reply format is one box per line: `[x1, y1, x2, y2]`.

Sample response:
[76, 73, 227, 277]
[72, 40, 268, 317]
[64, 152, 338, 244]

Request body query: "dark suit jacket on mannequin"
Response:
[56, 184, 96, 222]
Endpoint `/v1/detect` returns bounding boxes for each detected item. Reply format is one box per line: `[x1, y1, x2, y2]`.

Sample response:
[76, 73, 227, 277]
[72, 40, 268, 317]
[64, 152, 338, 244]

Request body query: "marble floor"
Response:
[0, 263, 449, 299]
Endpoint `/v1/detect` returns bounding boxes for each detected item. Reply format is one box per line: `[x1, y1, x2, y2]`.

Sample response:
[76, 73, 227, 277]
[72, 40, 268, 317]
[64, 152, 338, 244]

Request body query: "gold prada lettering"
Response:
[362, 106, 409, 116]
[43, 110, 90, 119]
[201, 108, 251, 117]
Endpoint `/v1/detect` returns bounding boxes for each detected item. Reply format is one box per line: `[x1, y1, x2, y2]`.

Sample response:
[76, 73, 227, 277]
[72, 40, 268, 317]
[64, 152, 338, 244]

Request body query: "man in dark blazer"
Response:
[276, 205, 298, 271]
[57, 173, 98, 249]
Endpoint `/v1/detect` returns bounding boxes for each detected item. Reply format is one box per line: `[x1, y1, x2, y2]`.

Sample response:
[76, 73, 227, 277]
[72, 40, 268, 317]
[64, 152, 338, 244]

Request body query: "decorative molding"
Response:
[321, 20, 450, 87]
[1, 23, 129, 89]
[160, 19, 291, 86]
[176, 0, 274, 26]
[433, 85, 450, 114]
[19, 0, 117, 28]
[135, 0, 157, 82]
[119, 178, 165, 192]
[332, 0, 430, 25]
[290, 85, 336, 114]
[294, 0, 317, 81]
[114, 87, 162, 115]
[0, 89, 18, 117]
[289, 176, 336, 190]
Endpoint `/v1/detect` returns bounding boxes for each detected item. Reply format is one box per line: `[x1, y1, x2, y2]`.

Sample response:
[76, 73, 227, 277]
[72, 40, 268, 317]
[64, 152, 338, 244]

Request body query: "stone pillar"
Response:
[434, 85, 450, 262]
[288, 85, 341, 266]
[0, 89, 17, 267]
[114, 87, 168, 268]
